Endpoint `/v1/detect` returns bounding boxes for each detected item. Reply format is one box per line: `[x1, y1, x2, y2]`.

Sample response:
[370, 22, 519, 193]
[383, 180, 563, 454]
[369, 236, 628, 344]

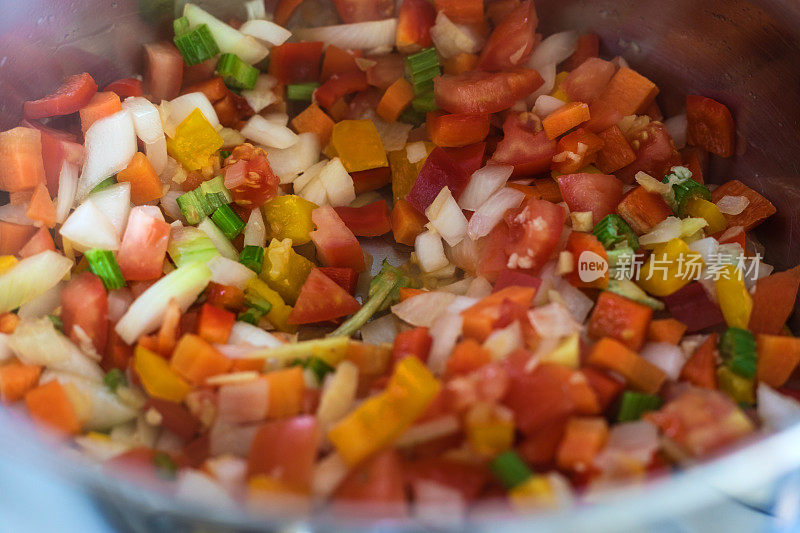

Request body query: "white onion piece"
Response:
[392, 291, 457, 327]
[446, 236, 480, 274]
[635, 171, 672, 196]
[17, 281, 63, 319]
[439, 278, 473, 295]
[176, 470, 235, 508]
[414, 481, 466, 528]
[318, 158, 355, 207]
[198, 218, 238, 260]
[245, 0, 266, 20]
[396, 416, 460, 448]
[239, 19, 291, 46]
[241, 115, 298, 149]
[77, 110, 137, 200]
[243, 209, 267, 247]
[640, 342, 685, 380]
[219, 127, 246, 148]
[553, 277, 594, 322]
[639, 216, 682, 246]
[529, 62, 557, 101]
[293, 161, 328, 206]
[217, 378, 269, 424]
[406, 141, 427, 164]
[758, 384, 800, 431]
[209, 422, 260, 457]
[264, 112, 289, 126]
[360, 314, 398, 345]
[241, 74, 278, 113]
[430, 12, 482, 58]
[11, 317, 102, 380]
[426, 187, 468, 246]
[466, 277, 493, 299]
[206, 255, 256, 289]
[0, 204, 34, 225]
[483, 321, 523, 360]
[60, 199, 119, 251]
[459, 164, 514, 211]
[716, 195, 750, 215]
[183, 3, 268, 65]
[160, 189, 185, 222]
[228, 321, 282, 348]
[688, 237, 720, 264]
[415, 230, 449, 273]
[0, 253, 72, 315]
[267, 133, 321, 184]
[528, 31, 579, 70]
[370, 114, 413, 151]
[108, 289, 134, 323]
[467, 188, 525, 240]
[123, 96, 164, 144]
[55, 161, 80, 223]
[534, 95, 566, 118]
[528, 302, 582, 338]
[664, 114, 688, 149]
[317, 361, 359, 431]
[41, 369, 137, 429]
[312, 454, 349, 499]
[427, 312, 462, 375]
[145, 137, 168, 176]
[169, 92, 220, 130]
[295, 19, 398, 53]
[89, 182, 131, 238]
[595, 420, 660, 471]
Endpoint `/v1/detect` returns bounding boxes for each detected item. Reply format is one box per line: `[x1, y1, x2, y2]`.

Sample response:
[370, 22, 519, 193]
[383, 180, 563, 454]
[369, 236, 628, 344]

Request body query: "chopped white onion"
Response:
[415, 230, 449, 273]
[312, 453, 349, 499]
[370, 114, 413, 151]
[264, 112, 289, 126]
[55, 161, 80, 223]
[716, 195, 750, 215]
[160, 189, 185, 222]
[77, 110, 137, 200]
[553, 277, 594, 322]
[414, 481, 466, 528]
[108, 289, 134, 323]
[89, 182, 131, 238]
[467, 187, 525, 240]
[241, 74, 278, 113]
[446, 236, 480, 274]
[220, 127, 246, 148]
[466, 277, 493, 298]
[0, 204, 33, 225]
[198, 218, 238, 260]
[183, 3, 268, 64]
[758, 384, 800, 432]
[123, 96, 165, 143]
[243, 208, 267, 248]
[688, 237, 720, 264]
[459, 164, 514, 211]
[245, 0, 266, 20]
[439, 278, 473, 295]
[175, 470, 235, 508]
[17, 281, 62, 319]
[239, 19, 291, 46]
[406, 141, 428, 164]
[41, 369, 137, 429]
[528, 31, 579, 70]
[639, 216, 682, 247]
[318, 158, 356, 207]
[482, 321, 523, 360]
[293, 160, 329, 205]
[145, 137, 169, 176]
[396, 416, 460, 448]
[228, 321, 282, 348]
[427, 312, 462, 375]
[217, 378, 268, 424]
[430, 12, 483, 58]
[241, 114, 298, 149]
[426, 187, 468, 246]
[60, 199, 119, 251]
[640, 342, 686, 380]
[392, 291, 457, 327]
[295, 19, 398, 54]
[595, 420, 660, 471]
[533, 95, 566, 118]
[206, 255, 256, 289]
[317, 361, 359, 431]
[11, 317, 102, 380]
[664, 114, 688, 149]
[528, 302, 582, 338]
[169, 92, 220, 130]
[529, 62, 557, 102]
[361, 314, 398, 345]
[635, 171, 672, 196]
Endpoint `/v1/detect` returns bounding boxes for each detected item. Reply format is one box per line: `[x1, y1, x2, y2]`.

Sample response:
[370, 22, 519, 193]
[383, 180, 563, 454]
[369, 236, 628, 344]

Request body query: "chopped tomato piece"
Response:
[392, 327, 432, 363]
[268, 42, 324, 84]
[396, 0, 437, 53]
[588, 291, 652, 351]
[616, 122, 681, 183]
[595, 124, 636, 174]
[197, 303, 235, 344]
[0, 222, 36, 255]
[491, 113, 558, 176]
[247, 416, 321, 490]
[351, 166, 391, 194]
[23, 72, 98, 119]
[143, 42, 183, 101]
[443, 142, 486, 176]
[427, 112, 490, 148]
[18, 227, 55, 258]
[504, 197, 566, 272]
[333, 0, 394, 22]
[504, 354, 577, 434]
[316, 267, 359, 295]
[145, 398, 200, 440]
[335, 449, 407, 517]
[406, 147, 470, 212]
[206, 283, 246, 311]
[26, 182, 57, 228]
[321, 46, 363, 82]
[274, 0, 306, 25]
[310, 205, 366, 271]
[365, 53, 406, 90]
[117, 206, 170, 281]
[405, 457, 490, 501]
[288, 269, 361, 324]
[334, 200, 392, 237]
[662, 282, 725, 333]
[61, 272, 109, 354]
[680, 333, 718, 389]
[564, 232, 609, 289]
[224, 144, 280, 208]
[434, 69, 544, 115]
[104, 78, 144, 99]
[433, 0, 484, 24]
[563, 58, 616, 105]
[557, 172, 623, 223]
[37, 127, 83, 196]
[562, 32, 600, 71]
[315, 71, 369, 109]
[686, 95, 736, 158]
[479, 1, 538, 71]
[586, 67, 659, 132]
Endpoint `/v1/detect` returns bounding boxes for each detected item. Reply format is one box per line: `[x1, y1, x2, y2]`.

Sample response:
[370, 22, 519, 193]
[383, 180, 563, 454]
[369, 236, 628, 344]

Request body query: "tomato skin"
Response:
[320, 46, 363, 82]
[392, 327, 432, 363]
[443, 142, 485, 176]
[557, 172, 623, 223]
[61, 272, 109, 354]
[334, 449, 407, 517]
[268, 42, 324, 84]
[564, 231, 609, 289]
[332, 0, 395, 23]
[23, 73, 98, 119]
[316, 267, 359, 295]
[144, 398, 200, 440]
[365, 53, 405, 90]
[434, 69, 544, 115]
[504, 197, 567, 273]
[479, 1, 538, 71]
[405, 457, 490, 501]
[144, 42, 183, 101]
[224, 144, 280, 208]
[310, 205, 366, 271]
[616, 122, 681, 183]
[287, 269, 361, 325]
[104, 78, 144, 99]
[18, 227, 55, 258]
[563, 58, 616, 105]
[247, 416, 321, 490]
[117, 206, 171, 281]
[396, 0, 437, 53]
[334, 200, 392, 237]
[427, 112, 490, 148]
[491, 113, 558, 176]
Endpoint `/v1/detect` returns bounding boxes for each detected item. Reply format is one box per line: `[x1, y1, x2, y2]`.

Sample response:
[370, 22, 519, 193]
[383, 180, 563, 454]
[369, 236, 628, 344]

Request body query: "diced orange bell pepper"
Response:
[264, 366, 306, 418]
[710, 179, 776, 231]
[351, 166, 391, 195]
[291, 102, 336, 146]
[443, 53, 480, 75]
[686, 95, 736, 158]
[0, 127, 46, 192]
[756, 334, 800, 388]
[556, 417, 608, 472]
[542, 102, 591, 140]
[320, 45, 363, 82]
[391, 198, 427, 246]
[647, 318, 687, 345]
[445, 339, 492, 377]
[434, 0, 484, 24]
[588, 291, 652, 351]
[551, 127, 604, 174]
[116, 152, 163, 204]
[79, 91, 122, 133]
[377, 78, 415, 122]
[0, 312, 20, 334]
[616, 186, 673, 234]
[427, 111, 490, 148]
[587, 67, 659, 132]
[170, 334, 233, 385]
[564, 232, 609, 289]
[749, 265, 800, 335]
[461, 286, 537, 342]
[587, 337, 667, 394]
[0, 362, 42, 402]
[25, 380, 80, 435]
[0, 222, 37, 255]
[596, 125, 636, 174]
[680, 333, 718, 389]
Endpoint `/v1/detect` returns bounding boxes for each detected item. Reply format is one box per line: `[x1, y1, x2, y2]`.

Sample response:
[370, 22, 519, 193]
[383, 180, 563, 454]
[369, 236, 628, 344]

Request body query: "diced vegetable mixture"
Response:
[2, 0, 799, 519]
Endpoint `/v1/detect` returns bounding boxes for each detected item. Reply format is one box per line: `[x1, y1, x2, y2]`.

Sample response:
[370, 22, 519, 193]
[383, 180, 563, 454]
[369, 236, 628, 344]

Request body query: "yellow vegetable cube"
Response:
[260, 238, 314, 305]
[133, 345, 191, 402]
[245, 278, 296, 333]
[331, 120, 388, 172]
[166, 108, 224, 170]
[638, 238, 703, 297]
[261, 195, 318, 245]
[684, 196, 728, 234]
[715, 264, 753, 329]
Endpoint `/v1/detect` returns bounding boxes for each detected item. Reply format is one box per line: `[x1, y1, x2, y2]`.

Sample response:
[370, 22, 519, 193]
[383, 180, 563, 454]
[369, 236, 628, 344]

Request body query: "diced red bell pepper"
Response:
[434, 69, 544, 115]
[680, 332, 718, 389]
[443, 142, 485, 176]
[557, 172, 623, 223]
[197, 303, 235, 344]
[143, 42, 183, 101]
[551, 127, 605, 174]
[23, 72, 98, 119]
[479, 0, 538, 71]
[433, 0, 483, 24]
[396, 0, 436, 53]
[406, 147, 470, 213]
[392, 327, 432, 363]
[104, 78, 144, 99]
[517, 420, 566, 468]
[103, 326, 134, 372]
[504, 197, 567, 272]
[117, 206, 170, 281]
[334, 449, 407, 517]
[404, 457, 490, 502]
[351, 166, 391, 194]
[616, 185, 673, 234]
[268, 42, 325, 84]
[310, 205, 366, 271]
[504, 354, 577, 434]
[563, 58, 616, 106]
[145, 398, 200, 441]
[274, 0, 306, 25]
[316, 267, 359, 295]
[288, 269, 361, 324]
[564, 232, 609, 289]
[461, 287, 537, 342]
[427, 111, 490, 148]
[662, 282, 725, 333]
[581, 367, 625, 411]
[681, 146, 707, 184]
[314, 71, 369, 109]
[595, 124, 636, 174]
[247, 416, 321, 490]
[686, 95, 736, 158]
[588, 291, 653, 351]
[61, 272, 109, 354]
[334, 199, 392, 237]
[333, 0, 395, 23]
[18, 226, 55, 258]
[321, 46, 364, 82]
[616, 122, 681, 183]
[491, 113, 558, 176]
[493, 269, 542, 292]
[205, 282, 246, 312]
[710, 179, 776, 231]
[562, 33, 600, 71]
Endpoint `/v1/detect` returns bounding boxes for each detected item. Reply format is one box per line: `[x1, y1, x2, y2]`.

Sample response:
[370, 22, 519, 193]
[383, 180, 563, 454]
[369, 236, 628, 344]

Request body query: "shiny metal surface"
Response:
[2, 0, 800, 530]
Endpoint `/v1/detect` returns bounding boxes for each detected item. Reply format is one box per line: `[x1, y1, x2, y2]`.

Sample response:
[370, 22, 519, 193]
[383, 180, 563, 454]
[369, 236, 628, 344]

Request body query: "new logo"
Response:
[578, 250, 609, 283]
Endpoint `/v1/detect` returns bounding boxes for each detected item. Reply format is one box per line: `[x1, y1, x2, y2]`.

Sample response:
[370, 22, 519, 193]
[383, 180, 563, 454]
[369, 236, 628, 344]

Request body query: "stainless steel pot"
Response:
[2, 0, 800, 531]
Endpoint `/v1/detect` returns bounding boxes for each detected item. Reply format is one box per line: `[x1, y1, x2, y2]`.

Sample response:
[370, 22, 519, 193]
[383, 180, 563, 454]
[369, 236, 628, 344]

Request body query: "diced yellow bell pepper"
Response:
[166, 108, 224, 170]
[261, 195, 317, 245]
[638, 238, 703, 297]
[133, 345, 191, 402]
[0, 256, 18, 275]
[684, 196, 727, 234]
[245, 278, 296, 333]
[715, 264, 753, 329]
[328, 356, 440, 465]
[717, 366, 755, 404]
[509, 476, 557, 511]
[539, 333, 580, 368]
[260, 238, 313, 305]
[549, 72, 571, 102]
[465, 404, 515, 456]
[330, 120, 388, 172]
[389, 141, 434, 202]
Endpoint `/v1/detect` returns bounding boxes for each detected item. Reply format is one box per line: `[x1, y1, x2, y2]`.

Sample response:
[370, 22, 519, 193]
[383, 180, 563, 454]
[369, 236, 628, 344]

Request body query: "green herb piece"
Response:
[239, 245, 264, 273]
[593, 214, 639, 250]
[490, 451, 533, 489]
[84, 249, 126, 290]
[617, 391, 664, 422]
[103, 368, 127, 392]
[211, 204, 245, 240]
[720, 327, 757, 379]
[216, 53, 259, 90]
[173, 19, 219, 66]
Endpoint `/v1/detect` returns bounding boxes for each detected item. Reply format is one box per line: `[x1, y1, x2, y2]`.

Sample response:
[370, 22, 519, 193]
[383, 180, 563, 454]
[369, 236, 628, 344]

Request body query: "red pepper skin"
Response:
[392, 327, 432, 363]
[268, 42, 325, 84]
[314, 72, 369, 109]
[406, 147, 470, 213]
[443, 142, 485, 177]
[24, 73, 98, 119]
[196, 303, 236, 345]
[334, 200, 392, 237]
[104, 78, 144, 99]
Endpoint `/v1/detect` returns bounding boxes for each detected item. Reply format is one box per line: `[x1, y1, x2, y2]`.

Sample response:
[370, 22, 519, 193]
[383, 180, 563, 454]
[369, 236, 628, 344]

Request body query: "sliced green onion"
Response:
[211, 204, 245, 240]
[84, 249, 126, 290]
[177, 189, 212, 225]
[291, 356, 334, 383]
[220, 150, 231, 160]
[216, 53, 259, 90]
[617, 391, 664, 422]
[405, 47, 441, 95]
[245, 293, 273, 315]
[199, 175, 232, 212]
[90, 176, 116, 194]
[490, 451, 533, 489]
[720, 327, 757, 379]
[167, 226, 219, 267]
[237, 307, 265, 325]
[287, 83, 320, 101]
[48, 314, 63, 332]
[153, 452, 178, 480]
[606, 281, 665, 311]
[239, 245, 264, 273]
[663, 167, 711, 214]
[103, 368, 127, 392]
[593, 214, 639, 250]
[173, 20, 220, 66]
[411, 91, 438, 113]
